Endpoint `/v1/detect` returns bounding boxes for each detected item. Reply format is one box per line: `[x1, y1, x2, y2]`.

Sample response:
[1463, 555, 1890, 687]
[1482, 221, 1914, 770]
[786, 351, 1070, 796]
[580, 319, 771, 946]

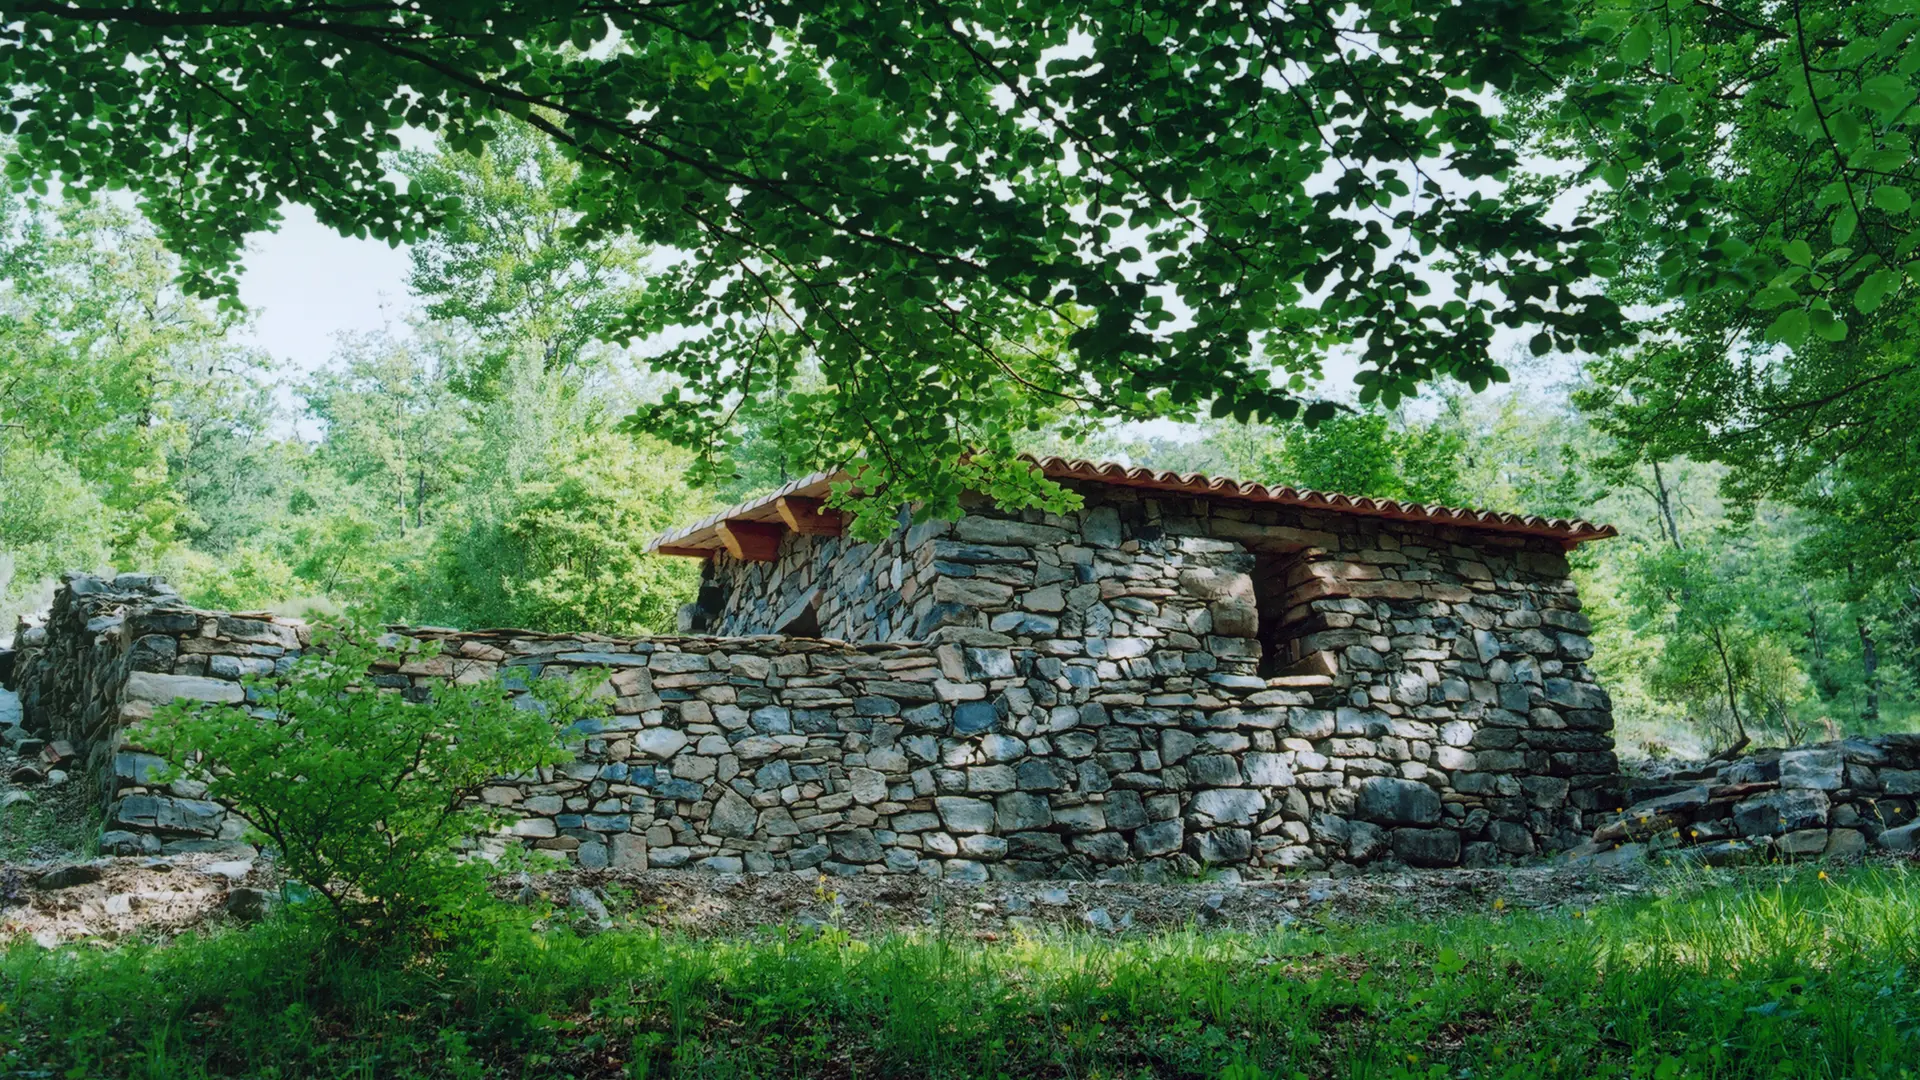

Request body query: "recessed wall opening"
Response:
[776, 594, 822, 637]
[1250, 548, 1307, 677]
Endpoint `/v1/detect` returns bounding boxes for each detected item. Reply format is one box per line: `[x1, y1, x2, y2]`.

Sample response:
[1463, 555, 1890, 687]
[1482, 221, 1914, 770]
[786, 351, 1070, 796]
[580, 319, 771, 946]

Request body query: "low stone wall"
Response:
[13, 571, 1610, 878]
[1578, 738, 1920, 864]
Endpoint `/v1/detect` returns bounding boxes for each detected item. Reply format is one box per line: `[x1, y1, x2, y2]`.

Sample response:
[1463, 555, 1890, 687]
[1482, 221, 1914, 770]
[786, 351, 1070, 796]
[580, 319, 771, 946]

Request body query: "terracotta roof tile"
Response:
[648, 454, 1617, 554]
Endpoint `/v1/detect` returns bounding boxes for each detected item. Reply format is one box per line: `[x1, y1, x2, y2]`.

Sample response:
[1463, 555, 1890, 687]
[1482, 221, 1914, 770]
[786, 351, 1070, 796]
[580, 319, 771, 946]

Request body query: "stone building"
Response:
[9, 456, 1621, 879]
[641, 455, 1621, 872]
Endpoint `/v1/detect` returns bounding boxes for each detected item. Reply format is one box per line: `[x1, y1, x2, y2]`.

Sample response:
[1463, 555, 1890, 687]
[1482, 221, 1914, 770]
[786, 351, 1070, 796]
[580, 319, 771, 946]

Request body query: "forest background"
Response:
[1, 123, 1908, 761]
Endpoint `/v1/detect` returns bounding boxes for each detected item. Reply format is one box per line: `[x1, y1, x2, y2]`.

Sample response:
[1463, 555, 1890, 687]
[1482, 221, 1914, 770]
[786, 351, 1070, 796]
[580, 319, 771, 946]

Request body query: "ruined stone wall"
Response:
[1581, 738, 1920, 864]
[11, 533, 1612, 875]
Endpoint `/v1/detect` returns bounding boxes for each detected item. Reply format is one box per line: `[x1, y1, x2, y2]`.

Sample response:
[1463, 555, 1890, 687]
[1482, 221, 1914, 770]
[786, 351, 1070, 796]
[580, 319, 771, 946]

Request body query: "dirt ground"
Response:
[1, 848, 1669, 948]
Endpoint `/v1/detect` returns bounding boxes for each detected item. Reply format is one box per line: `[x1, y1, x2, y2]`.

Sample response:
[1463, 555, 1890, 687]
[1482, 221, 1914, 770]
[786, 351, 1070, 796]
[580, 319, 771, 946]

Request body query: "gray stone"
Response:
[710, 791, 759, 838]
[1071, 832, 1130, 862]
[1188, 755, 1243, 787]
[33, 864, 105, 890]
[1488, 821, 1535, 855]
[98, 830, 161, 856]
[849, 767, 888, 805]
[1103, 790, 1148, 830]
[936, 796, 997, 834]
[1673, 839, 1765, 867]
[1187, 828, 1253, 865]
[1354, 777, 1441, 826]
[123, 672, 245, 706]
[1131, 819, 1184, 857]
[1243, 753, 1294, 787]
[944, 859, 990, 883]
[569, 887, 613, 931]
[1346, 821, 1388, 861]
[634, 728, 690, 760]
[1878, 821, 1920, 851]
[225, 887, 277, 923]
[1779, 748, 1844, 791]
[995, 792, 1053, 831]
[1732, 789, 1829, 836]
[1389, 828, 1461, 867]
[952, 701, 998, 735]
[1880, 769, 1920, 796]
[829, 828, 885, 863]
[1188, 788, 1263, 827]
[955, 516, 1072, 548]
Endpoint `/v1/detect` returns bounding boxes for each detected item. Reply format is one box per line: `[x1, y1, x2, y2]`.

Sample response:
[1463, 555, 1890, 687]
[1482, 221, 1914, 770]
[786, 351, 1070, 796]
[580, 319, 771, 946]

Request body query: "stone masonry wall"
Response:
[703, 482, 1618, 865]
[1577, 738, 1920, 865]
[9, 479, 1615, 877]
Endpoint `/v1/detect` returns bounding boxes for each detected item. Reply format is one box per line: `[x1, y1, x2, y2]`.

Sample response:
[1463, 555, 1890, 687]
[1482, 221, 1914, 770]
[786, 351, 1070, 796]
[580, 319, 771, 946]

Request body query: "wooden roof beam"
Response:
[717, 519, 784, 562]
[654, 544, 715, 559]
[775, 495, 845, 537]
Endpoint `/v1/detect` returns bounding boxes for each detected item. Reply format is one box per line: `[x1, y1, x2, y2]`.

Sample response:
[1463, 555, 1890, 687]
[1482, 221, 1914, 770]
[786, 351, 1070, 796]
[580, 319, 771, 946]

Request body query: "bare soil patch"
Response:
[4, 851, 1660, 947]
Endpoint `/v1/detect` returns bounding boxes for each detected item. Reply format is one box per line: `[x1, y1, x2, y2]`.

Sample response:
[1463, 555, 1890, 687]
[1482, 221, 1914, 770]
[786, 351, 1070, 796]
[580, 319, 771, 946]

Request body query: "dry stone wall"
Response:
[11, 477, 1617, 878]
[1578, 737, 1920, 865]
[702, 482, 1619, 868]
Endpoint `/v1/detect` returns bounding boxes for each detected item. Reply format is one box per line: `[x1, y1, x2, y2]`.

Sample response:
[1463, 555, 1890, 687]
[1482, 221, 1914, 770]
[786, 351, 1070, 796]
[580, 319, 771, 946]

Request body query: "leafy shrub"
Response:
[146, 629, 603, 943]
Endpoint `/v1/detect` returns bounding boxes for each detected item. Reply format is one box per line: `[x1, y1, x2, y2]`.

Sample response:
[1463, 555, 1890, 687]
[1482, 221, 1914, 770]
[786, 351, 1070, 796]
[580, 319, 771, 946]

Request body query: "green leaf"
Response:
[1785, 239, 1814, 266]
[1620, 24, 1653, 66]
[1767, 308, 1810, 346]
[1834, 205, 1860, 245]
[1855, 268, 1900, 312]
[1873, 185, 1913, 214]
[1831, 112, 1864, 154]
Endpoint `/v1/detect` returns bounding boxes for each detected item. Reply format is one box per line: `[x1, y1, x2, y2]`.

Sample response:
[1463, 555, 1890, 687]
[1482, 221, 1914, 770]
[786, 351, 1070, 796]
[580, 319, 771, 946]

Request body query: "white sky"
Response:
[234, 203, 417, 378]
[225, 199, 1568, 442]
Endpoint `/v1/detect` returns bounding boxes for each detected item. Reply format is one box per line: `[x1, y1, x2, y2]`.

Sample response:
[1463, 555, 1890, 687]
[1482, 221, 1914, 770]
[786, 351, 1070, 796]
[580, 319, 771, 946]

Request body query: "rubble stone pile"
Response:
[1573, 738, 1920, 866]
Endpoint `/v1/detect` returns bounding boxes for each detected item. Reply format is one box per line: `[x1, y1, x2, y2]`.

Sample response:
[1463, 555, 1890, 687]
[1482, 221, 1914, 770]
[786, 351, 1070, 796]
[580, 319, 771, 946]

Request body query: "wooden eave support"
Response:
[717, 519, 784, 562]
[775, 495, 845, 536]
[654, 545, 714, 559]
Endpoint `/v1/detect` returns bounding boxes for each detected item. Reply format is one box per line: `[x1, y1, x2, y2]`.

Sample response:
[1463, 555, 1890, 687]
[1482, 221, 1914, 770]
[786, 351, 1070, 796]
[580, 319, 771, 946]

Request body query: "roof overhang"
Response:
[648, 455, 1619, 560]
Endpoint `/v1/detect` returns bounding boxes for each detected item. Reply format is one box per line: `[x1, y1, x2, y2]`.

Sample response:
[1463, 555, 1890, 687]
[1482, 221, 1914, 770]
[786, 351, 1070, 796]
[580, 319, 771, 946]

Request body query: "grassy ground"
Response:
[0, 781, 94, 864]
[3, 864, 1918, 1079]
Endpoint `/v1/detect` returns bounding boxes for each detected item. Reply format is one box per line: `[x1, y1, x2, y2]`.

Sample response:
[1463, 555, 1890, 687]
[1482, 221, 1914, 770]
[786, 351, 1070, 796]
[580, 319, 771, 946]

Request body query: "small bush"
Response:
[146, 628, 603, 943]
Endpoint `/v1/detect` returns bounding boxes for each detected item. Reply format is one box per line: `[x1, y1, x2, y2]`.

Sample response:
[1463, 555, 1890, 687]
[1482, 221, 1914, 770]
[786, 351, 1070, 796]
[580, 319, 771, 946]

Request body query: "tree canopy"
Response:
[3, 0, 1635, 532]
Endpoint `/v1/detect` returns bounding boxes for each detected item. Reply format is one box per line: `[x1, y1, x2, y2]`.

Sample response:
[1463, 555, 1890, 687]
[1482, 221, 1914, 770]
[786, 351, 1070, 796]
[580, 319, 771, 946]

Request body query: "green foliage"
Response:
[0, 445, 110, 622]
[425, 432, 708, 635]
[1536, 0, 1920, 602]
[1623, 542, 1816, 749]
[1041, 405, 1470, 506]
[399, 119, 648, 399]
[3, 1, 1634, 528]
[3, 866, 1918, 1077]
[143, 632, 601, 942]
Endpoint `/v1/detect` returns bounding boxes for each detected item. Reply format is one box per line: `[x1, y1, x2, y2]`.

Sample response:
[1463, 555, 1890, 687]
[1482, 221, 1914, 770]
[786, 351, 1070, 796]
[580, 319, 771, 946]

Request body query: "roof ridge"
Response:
[648, 453, 1617, 553]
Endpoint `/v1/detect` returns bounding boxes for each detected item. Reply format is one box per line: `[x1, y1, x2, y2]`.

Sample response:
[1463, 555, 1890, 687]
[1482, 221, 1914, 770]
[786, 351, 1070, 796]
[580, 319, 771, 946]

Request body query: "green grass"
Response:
[4, 866, 1919, 1079]
[0, 782, 95, 863]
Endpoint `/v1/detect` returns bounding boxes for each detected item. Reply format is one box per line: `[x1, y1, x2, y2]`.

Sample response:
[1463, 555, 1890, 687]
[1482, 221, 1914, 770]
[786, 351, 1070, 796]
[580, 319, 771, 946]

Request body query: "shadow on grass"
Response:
[2, 864, 1917, 1078]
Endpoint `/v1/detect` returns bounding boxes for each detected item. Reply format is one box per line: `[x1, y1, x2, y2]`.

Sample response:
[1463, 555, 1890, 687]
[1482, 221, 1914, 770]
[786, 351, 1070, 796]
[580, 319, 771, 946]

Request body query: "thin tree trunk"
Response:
[1803, 587, 1824, 663]
[1651, 460, 1683, 549]
[1710, 624, 1750, 760]
[1859, 615, 1880, 725]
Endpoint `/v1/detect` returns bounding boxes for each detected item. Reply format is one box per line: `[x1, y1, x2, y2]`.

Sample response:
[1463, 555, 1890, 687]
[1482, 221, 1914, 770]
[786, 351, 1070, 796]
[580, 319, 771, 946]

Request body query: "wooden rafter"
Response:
[717, 520, 784, 562]
[775, 495, 845, 536]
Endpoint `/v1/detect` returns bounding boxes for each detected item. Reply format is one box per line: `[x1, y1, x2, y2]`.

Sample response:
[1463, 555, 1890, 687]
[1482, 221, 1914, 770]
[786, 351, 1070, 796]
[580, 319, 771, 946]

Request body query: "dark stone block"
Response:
[1390, 828, 1461, 867]
[952, 700, 999, 735]
[1354, 777, 1441, 825]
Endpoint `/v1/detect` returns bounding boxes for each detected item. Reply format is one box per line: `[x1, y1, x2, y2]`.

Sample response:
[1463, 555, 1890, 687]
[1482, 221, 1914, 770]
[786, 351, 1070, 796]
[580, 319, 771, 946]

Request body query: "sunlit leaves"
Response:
[3, 0, 1633, 524]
